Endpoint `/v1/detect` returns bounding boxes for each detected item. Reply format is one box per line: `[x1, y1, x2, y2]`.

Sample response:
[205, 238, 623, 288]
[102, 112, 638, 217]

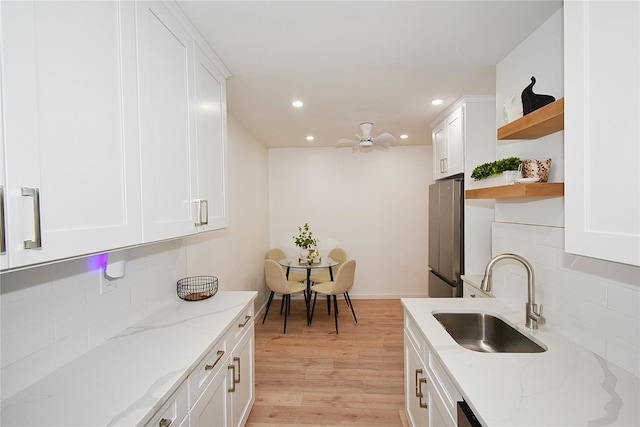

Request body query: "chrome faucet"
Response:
[481, 253, 546, 329]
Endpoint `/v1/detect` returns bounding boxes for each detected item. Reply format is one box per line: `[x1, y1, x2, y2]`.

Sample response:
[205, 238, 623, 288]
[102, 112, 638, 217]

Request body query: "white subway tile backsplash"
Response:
[607, 282, 640, 319]
[606, 335, 640, 377]
[1, 240, 188, 400]
[491, 222, 640, 376]
[1, 319, 55, 368]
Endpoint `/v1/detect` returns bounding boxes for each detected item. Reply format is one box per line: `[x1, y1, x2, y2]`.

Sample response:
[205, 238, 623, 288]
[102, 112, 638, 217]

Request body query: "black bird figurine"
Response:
[521, 76, 555, 115]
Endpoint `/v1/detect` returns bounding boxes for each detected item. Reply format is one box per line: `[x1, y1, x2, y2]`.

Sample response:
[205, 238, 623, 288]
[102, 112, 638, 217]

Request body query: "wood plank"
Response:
[247, 299, 406, 427]
[465, 182, 564, 199]
[498, 97, 564, 140]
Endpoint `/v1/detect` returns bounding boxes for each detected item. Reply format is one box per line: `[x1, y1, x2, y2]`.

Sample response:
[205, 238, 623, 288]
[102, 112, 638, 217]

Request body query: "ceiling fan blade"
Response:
[372, 133, 397, 145]
[336, 138, 357, 147]
[373, 141, 391, 150]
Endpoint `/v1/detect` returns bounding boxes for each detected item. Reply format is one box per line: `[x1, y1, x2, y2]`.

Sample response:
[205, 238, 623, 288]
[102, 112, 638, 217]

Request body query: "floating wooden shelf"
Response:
[498, 98, 564, 140]
[465, 182, 564, 199]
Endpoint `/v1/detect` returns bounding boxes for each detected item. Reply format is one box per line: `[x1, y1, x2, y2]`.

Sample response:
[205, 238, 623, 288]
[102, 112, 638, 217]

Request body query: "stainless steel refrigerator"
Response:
[428, 178, 464, 297]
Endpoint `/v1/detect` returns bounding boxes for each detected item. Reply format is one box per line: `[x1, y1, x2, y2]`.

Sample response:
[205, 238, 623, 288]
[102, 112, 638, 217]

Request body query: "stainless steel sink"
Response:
[432, 312, 547, 353]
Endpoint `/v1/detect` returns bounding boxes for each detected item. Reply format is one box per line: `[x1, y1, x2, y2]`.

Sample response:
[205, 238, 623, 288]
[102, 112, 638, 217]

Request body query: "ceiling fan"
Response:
[336, 122, 397, 151]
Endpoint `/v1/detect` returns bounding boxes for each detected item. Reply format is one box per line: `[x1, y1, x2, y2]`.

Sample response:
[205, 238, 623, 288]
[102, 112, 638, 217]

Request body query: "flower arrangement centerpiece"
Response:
[293, 223, 319, 262]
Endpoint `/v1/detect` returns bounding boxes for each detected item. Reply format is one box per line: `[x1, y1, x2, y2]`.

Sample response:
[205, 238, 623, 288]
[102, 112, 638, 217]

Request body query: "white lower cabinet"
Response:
[405, 335, 428, 427]
[188, 307, 254, 427]
[144, 382, 189, 427]
[404, 313, 461, 427]
[147, 304, 255, 427]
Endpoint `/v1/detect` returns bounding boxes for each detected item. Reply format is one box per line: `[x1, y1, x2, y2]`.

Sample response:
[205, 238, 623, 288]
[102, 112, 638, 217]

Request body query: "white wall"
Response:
[495, 9, 565, 227]
[491, 9, 640, 377]
[0, 115, 270, 400]
[268, 146, 431, 298]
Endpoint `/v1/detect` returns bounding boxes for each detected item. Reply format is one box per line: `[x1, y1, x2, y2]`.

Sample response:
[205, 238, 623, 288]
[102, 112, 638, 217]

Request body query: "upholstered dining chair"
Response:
[268, 248, 307, 282]
[310, 248, 347, 314]
[263, 259, 308, 334]
[310, 259, 357, 334]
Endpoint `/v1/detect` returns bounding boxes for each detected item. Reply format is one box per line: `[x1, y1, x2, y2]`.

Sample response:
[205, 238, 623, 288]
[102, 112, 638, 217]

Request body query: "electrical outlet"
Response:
[100, 272, 117, 295]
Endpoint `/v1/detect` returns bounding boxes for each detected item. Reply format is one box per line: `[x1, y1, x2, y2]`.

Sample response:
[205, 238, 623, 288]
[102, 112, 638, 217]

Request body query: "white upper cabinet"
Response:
[0, 1, 142, 270]
[564, 1, 640, 266]
[432, 106, 464, 180]
[194, 48, 229, 231]
[137, 1, 197, 242]
[137, 1, 229, 242]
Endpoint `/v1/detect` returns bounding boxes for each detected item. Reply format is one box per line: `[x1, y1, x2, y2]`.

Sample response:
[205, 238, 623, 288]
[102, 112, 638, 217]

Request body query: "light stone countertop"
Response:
[1, 291, 257, 427]
[401, 297, 640, 426]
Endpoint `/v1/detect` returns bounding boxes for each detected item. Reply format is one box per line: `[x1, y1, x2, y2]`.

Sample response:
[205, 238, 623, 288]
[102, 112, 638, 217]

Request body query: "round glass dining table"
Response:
[278, 257, 339, 325]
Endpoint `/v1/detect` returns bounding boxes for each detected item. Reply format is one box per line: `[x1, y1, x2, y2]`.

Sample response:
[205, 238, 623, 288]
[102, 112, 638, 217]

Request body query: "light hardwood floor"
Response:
[246, 298, 408, 427]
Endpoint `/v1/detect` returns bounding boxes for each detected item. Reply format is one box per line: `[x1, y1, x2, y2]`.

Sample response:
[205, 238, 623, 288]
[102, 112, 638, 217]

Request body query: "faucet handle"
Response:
[528, 303, 546, 325]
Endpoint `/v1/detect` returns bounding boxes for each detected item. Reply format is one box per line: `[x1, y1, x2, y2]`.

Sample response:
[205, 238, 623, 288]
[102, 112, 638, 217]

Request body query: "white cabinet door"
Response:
[193, 48, 229, 231]
[432, 121, 447, 180]
[1, 92, 7, 270]
[190, 360, 231, 427]
[1, 1, 141, 270]
[229, 324, 255, 427]
[137, 1, 198, 243]
[444, 107, 464, 177]
[564, 1, 640, 266]
[404, 335, 428, 427]
[432, 107, 464, 180]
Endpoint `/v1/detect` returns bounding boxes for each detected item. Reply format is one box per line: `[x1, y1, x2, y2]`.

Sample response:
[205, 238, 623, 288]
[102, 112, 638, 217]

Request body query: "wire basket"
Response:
[177, 276, 218, 301]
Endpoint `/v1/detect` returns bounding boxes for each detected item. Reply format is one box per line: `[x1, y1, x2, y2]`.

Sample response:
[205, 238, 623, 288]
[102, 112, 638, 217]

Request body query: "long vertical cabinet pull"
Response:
[0, 186, 6, 253]
[415, 369, 428, 409]
[200, 199, 208, 225]
[21, 187, 42, 249]
[194, 199, 209, 227]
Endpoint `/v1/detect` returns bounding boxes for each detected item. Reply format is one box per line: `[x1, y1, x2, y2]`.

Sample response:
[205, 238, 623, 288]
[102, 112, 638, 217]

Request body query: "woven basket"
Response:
[177, 276, 218, 301]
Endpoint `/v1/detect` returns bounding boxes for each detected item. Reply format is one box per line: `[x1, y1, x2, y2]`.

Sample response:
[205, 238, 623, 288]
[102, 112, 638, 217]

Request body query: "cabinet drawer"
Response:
[428, 351, 461, 421]
[189, 336, 229, 406]
[144, 382, 188, 427]
[404, 313, 425, 362]
[229, 304, 254, 346]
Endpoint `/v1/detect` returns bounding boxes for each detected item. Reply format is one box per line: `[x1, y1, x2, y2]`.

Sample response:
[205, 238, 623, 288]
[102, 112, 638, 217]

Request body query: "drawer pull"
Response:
[238, 315, 251, 327]
[205, 350, 225, 371]
[470, 294, 476, 298]
[159, 417, 172, 427]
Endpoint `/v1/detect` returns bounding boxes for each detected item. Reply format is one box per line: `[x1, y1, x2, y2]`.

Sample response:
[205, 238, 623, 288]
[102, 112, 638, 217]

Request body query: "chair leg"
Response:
[327, 295, 331, 315]
[262, 291, 275, 324]
[283, 294, 289, 334]
[345, 292, 357, 323]
[333, 295, 339, 334]
[280, 296, 285, 315]
[310, 292, 318, 324]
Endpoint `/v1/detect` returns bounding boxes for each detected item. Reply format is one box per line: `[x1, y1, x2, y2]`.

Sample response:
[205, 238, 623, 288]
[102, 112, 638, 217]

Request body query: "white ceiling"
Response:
[177, 1, 562, 148]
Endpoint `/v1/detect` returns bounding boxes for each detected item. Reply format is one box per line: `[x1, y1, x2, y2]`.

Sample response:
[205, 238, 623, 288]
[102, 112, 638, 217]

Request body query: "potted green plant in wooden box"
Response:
[470, 157, 521, 188]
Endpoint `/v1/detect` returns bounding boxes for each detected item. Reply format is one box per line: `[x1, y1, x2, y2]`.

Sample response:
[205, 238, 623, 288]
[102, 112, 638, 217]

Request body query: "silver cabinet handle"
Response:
[205, 350, 225, 371]
[200, 199, 208, 225]
[0, 186, 6, 253]
[194, 199, 202, 226]
[418, 377, 428, 409]
[238, 315, 251, 328]
[227, 362, 236, 393]
[158, 418, 172, 427]
[21, 187, 42, 249]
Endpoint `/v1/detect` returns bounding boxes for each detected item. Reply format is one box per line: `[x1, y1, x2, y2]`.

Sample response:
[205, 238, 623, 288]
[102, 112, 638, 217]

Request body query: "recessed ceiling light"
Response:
[292, 100, 304, 108]
[306, 135, 314, 141]
[431, 99, 444, 106]
[400, 134, 409, 139]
